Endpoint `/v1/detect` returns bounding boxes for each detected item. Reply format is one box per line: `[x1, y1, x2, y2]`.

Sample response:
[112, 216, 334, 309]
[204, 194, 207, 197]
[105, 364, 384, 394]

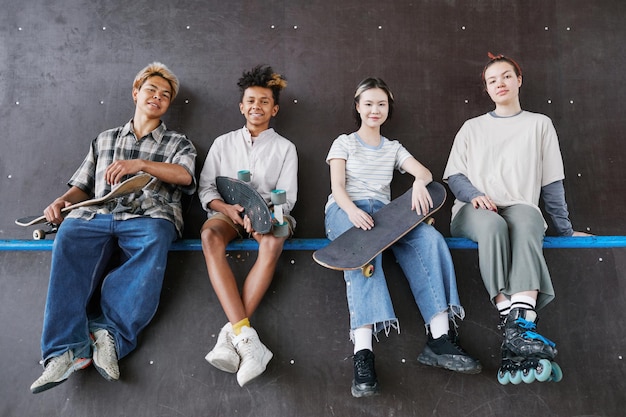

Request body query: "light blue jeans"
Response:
[325, 200, 464, 336]
[41, 215, 177, 362]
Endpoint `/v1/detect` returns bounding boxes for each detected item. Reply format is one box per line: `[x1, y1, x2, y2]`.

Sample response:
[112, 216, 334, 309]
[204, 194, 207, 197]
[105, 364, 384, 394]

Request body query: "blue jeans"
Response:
[41, 215, 177, 362]
[325, 200, 464, 335]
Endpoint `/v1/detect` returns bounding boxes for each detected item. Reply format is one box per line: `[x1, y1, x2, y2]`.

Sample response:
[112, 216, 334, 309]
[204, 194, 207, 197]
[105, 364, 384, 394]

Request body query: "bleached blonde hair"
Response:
[133, 62, 180, 101]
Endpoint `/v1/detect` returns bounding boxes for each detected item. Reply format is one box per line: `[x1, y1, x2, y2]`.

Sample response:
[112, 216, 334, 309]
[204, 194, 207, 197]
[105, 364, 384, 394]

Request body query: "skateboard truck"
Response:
[271, 189, 289, 237]
[33, 223, 58, 240]
[236, 170, 289, 238]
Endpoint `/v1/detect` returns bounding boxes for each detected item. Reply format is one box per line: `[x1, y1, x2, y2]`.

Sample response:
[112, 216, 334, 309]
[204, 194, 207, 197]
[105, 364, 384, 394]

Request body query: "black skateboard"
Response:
[313, 181, 446, 276]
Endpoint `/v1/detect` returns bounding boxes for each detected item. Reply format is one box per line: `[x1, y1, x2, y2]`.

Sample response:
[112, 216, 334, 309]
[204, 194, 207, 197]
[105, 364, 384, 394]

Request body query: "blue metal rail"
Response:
[2, 236, 626, 252]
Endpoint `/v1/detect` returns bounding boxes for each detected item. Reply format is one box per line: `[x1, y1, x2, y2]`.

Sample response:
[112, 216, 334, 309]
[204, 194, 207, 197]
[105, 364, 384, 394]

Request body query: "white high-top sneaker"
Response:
[232, 326, 273, 386]
[205, 322, 240, 373]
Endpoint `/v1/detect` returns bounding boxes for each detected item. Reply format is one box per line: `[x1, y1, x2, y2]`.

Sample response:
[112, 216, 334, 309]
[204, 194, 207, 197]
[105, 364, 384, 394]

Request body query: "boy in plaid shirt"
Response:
[30, 62, 196, 394]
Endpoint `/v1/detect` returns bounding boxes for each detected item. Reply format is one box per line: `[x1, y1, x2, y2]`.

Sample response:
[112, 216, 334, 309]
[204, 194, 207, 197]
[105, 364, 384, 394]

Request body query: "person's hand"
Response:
[222, 204, 245, 227]
[471, 195, 498, 212]
[105, 160, 143, 185]
[572, 231, 594, 237]
[347, 207, 374, 230]
[411, 180, 433, 215]
[242, 214, 256, 234]
[43, 199, 72, 224]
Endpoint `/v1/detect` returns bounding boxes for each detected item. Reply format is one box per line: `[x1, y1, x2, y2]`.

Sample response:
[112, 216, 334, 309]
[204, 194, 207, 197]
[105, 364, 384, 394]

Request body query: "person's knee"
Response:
[200, 224, 230, 253]
[258, 234, 285, 257]
[490, 215, 509, 236]
[512, 209, 544, 233]
[456, 209, 508, 240]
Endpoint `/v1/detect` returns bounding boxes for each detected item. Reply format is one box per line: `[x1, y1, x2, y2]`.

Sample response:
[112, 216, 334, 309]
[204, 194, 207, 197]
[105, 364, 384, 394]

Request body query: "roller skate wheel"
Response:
[271, 189, 287, 205]
[534, 359, 553, 382]
[237, 170, 251, 182]
[521, 368, 537, 384]
[272, 222, 290, 238]
[549, 361, 563, 382]
[33, 229, 46, 240]
[362, 264, 374, 277]
[497, 370, 510, 385]
[509, 369, 523, 384]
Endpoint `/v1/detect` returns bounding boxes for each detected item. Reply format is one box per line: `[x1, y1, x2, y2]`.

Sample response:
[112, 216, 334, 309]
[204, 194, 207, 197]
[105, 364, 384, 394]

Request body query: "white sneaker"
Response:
[232, 326, 273, 387]
[91, 329, 120, 381]
[205, 322, 240, 373]
[30, 350, 92, 394]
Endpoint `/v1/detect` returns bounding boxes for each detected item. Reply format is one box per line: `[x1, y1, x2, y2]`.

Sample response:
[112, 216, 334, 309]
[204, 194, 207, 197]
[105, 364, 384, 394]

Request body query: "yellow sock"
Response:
[232, 318, 250, 336]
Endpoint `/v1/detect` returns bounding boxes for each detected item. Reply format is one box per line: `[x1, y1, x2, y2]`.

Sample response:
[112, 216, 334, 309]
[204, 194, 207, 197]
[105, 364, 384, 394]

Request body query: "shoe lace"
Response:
[44, 354, 69, 374]
[234, 336, 256, 359]
[514, 317, 537, 331]
[354, 354, 375, 379]
[514, 318, 556, 347]
[447, 333, 470, 355]
[95, 331, 117, 358]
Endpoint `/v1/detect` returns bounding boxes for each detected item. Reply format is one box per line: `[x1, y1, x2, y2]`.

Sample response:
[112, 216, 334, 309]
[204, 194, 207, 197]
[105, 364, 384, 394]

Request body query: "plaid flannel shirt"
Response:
[66, 120, 197, 237]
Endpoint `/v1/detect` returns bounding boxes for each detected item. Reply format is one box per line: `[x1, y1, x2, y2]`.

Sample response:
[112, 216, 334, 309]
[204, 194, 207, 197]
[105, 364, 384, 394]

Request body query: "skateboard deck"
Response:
[15, 173, 152, 228]
[216, 176, 273, 234]
[313, 181, 446, 275]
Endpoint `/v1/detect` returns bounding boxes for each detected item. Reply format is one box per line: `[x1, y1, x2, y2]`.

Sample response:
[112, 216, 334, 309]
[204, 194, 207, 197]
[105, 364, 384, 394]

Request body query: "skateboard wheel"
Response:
[33, 229, 46, 240]
[237, 170, 251, 182]
[362, 264, 374, 277]
[426, 217, 435, 226]
[272, 222, 290, 238]
[271, 189, 287, 205]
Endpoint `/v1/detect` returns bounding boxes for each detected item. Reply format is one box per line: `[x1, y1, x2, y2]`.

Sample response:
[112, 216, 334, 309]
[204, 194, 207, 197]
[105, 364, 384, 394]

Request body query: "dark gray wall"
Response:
[1, 1, 625, 416]
[2, 249, 625, 416]
[2, 0, 625, 238]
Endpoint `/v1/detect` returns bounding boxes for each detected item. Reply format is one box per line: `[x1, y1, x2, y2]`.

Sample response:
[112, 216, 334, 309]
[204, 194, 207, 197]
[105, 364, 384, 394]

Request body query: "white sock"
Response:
[510, 294, 536, 311]
[429, 311, 450, 339]
[353, 327, 373, 354]
[496, 299, 512, 318]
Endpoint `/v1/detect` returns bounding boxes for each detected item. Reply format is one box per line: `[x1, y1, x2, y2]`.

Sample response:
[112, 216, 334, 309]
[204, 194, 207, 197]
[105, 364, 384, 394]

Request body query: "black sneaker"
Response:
[417, 331, 482, 374]
[351, 349, 379, 398]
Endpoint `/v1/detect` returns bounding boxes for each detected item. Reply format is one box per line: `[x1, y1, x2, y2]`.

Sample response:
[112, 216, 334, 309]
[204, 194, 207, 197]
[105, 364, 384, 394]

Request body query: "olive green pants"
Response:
[451, 203, 554, 310]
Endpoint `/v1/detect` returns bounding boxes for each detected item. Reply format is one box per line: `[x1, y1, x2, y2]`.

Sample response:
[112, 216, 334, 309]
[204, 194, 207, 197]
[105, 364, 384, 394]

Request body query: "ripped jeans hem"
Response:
[349, 319, 400, 343]
[423, 304, 466, 334]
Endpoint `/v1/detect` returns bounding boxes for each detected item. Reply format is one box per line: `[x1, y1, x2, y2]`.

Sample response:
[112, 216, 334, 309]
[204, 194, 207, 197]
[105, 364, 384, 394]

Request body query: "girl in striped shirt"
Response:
[324, 77, 481, 398]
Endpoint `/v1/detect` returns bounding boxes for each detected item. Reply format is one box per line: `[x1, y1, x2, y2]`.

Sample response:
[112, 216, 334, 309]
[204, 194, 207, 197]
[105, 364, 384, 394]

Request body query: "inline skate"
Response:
[497, 308, 563, 385]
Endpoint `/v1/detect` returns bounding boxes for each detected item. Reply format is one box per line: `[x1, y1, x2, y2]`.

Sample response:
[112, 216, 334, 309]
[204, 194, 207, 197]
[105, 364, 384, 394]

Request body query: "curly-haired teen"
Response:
[198, 65, 297, 387]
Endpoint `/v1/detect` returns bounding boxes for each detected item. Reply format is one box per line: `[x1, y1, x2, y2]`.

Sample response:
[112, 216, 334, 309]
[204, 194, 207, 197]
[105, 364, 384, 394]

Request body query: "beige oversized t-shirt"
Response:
[443, 111, 565, 222]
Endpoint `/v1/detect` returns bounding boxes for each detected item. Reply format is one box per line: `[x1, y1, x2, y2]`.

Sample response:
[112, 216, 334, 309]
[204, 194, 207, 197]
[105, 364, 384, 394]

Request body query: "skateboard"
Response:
[216, 176, 272, 234]
[313, 181, 446, 276]
[15, 173, 152, 239]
